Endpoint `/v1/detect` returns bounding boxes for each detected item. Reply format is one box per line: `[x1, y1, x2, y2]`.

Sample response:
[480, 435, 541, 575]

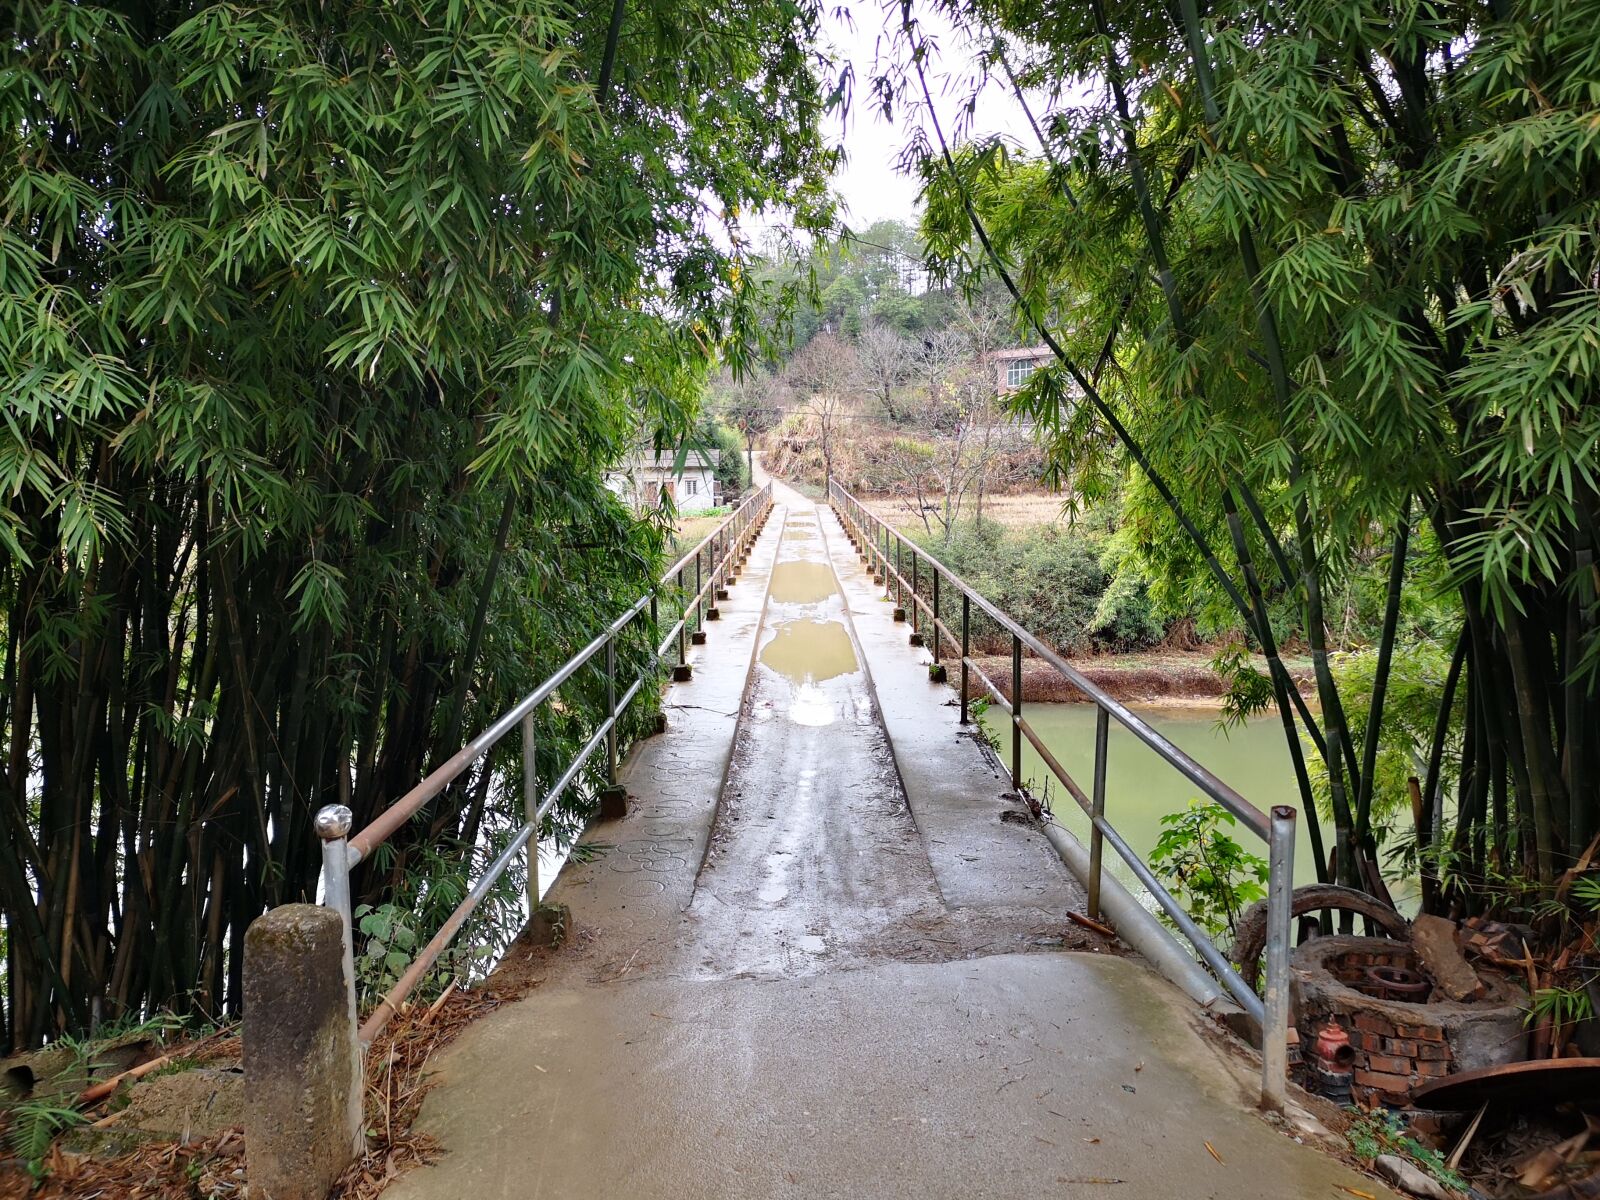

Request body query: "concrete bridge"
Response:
[243, 477, 1394, 1199]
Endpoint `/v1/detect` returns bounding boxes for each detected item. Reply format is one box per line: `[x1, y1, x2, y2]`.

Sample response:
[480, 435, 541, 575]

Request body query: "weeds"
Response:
[1344, 1108, 1467, 1193]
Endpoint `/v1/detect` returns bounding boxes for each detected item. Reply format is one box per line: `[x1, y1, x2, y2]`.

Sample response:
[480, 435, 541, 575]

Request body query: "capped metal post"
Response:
[911, 553, 919, 641]
[1088, 705, 1109, 921]
[605, 633, 619, 785]
[1010, 633, 1023, 790]
[315, 803, 359, 1048]
[521, 712, 539, 908]
[1261, 804, 1296, 1112]
[959, 594, 970, 724]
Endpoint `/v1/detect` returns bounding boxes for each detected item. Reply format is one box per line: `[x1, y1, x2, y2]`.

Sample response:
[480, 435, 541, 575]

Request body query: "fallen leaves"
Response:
[1204, 1141, 1225, 1165]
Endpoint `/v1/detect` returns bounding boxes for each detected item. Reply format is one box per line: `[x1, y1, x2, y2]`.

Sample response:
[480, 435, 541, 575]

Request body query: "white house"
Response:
[606, 447, 721, 514]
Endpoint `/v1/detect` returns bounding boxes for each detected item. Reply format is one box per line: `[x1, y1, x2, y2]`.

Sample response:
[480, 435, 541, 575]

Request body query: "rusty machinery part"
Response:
[1233, 884, 1410, 989]
[1359, 963, 1432, 1003]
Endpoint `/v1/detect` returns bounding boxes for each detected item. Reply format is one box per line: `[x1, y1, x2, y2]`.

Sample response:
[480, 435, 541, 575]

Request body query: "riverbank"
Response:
[964, 650, 1315, 705]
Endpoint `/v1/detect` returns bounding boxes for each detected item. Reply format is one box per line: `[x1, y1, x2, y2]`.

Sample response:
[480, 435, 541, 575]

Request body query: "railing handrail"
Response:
[347, 484, 770, 864]
[316, 482, 773, 1044]
[831, 484, 1269, 840]
[826, 480, 1293, 1112]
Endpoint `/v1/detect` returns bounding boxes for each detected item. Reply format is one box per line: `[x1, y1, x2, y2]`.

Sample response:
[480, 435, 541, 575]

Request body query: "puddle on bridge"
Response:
[759, 619, 857, 684]
[767, 560, 837, 604]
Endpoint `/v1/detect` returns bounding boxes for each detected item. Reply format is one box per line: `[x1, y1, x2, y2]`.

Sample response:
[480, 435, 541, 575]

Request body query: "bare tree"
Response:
[785, 331, 857, 486]
[709, 366, 778, 480]
[854, 322, 914, 422]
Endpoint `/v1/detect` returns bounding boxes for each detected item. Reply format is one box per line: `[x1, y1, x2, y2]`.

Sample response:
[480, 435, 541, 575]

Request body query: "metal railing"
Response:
[314, 484, 773, 1046]
[828, 481, 1295, 1111]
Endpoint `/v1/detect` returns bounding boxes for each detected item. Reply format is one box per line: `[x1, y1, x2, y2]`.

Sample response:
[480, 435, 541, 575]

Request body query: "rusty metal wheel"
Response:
[1232, 883, 1409, 988]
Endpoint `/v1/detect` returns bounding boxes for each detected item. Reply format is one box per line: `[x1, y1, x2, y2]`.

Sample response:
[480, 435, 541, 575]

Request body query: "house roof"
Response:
[989, 346, 1051, 361]
[637, 447, 719, 471]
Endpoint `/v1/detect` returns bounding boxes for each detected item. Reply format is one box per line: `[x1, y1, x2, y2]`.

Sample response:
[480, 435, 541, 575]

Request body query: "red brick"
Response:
[1414, 1041, 1451, 1062]
[1398, 1023, 1445, 1042]
[1382, 1037, 1420, 1057]
[1353, 1069, 1413, 1102]
[1354, 1012, 1393, 1034]
[1415, 1060, 1451, 1078]
[1366, 1053, 1416, 1075]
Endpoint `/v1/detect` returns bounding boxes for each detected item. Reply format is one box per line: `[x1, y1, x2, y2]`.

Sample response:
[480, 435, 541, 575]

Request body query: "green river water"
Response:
[987, 703, 1331, 899]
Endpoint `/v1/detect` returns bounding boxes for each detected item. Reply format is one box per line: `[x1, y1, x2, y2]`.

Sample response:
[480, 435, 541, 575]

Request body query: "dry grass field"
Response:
[863, 491, 1074, 533]
[670, 511, 728, 555]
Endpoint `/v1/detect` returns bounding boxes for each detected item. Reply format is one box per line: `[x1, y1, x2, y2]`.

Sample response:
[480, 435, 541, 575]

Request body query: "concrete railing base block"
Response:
[672, 663, 693, 681]
[599, 785, 628, 820]
[690, 630, 708, 645]
[244, 905, 363, 1200]
[892, 608, 906, 622]
[526, 903, 570, 948]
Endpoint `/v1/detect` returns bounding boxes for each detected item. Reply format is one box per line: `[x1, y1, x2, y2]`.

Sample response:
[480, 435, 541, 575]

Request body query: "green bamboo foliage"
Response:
[901, 0, 1599, 896]
[0, 0, 835, 1046]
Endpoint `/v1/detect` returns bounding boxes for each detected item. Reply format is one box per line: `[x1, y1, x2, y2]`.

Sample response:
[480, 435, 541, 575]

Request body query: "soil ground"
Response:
[967, 650, 1315, 705]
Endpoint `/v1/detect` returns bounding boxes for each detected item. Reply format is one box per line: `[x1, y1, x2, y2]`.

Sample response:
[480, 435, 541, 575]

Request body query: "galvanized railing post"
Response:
[677, 573, 688, 666]
[605, 632, 619, 785]
[1089, 706, 1109, 921]
[1261, 804, 1296, 1112]
[695, 549, 703, 628]
[521, 712, 539, 907]
[911, 552, 919, 640]
[1010, 633, 1023, 790]
[931, 569, 941, 664]
[959, 594, 970, 724]
[315, 804, 359, 1045]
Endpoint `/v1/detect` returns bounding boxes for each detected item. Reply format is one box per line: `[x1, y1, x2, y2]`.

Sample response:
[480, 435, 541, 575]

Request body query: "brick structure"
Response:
[1291, 935, 1525, 1107]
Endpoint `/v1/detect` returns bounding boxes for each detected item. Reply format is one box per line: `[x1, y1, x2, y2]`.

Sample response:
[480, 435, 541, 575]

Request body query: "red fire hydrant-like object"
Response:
[1307, 1018, 1355, 1102]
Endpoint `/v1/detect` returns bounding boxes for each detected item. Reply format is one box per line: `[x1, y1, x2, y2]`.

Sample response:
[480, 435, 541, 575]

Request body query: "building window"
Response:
[1006, 359, 1038, 388]
[684, 478, 698, 495]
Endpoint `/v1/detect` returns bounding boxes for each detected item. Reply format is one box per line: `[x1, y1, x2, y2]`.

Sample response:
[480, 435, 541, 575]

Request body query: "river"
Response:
[988, 702, 1331, 902]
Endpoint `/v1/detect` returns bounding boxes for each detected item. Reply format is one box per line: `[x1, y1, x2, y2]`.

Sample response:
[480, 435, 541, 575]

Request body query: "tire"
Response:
[1232, 883, 1409, 988]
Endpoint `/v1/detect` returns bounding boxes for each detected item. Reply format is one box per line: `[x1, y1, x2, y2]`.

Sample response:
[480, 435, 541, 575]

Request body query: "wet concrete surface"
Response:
[389, 953, 1392, 1200]
[814, 498, 1088, 914]
[689, 506, 980, 979]
[388, 479, 1398, 1200]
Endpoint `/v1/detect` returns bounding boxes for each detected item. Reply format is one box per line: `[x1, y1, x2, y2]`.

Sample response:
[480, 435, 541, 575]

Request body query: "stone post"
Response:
[244, 904, 364, 1199]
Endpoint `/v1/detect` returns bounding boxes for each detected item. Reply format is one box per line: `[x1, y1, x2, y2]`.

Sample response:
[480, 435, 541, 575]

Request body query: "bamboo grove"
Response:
[0, 0, 835, 1047]
[901, 0, 1598, 906]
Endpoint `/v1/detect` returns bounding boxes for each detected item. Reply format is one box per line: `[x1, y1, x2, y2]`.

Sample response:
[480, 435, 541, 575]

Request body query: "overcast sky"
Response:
[816, 3, 1038, 232]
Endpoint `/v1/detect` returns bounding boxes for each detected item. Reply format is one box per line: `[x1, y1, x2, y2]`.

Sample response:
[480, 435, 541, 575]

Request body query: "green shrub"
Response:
[702, 421, 748, 497]
[926, 520, 1117, 654]
[1150, 801, 1268, 939]
[1089, 567, 1166, 649]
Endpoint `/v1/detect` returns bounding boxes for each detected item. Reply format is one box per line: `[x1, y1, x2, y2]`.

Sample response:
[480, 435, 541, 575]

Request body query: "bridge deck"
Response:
[386, 480, 1393, 1200]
